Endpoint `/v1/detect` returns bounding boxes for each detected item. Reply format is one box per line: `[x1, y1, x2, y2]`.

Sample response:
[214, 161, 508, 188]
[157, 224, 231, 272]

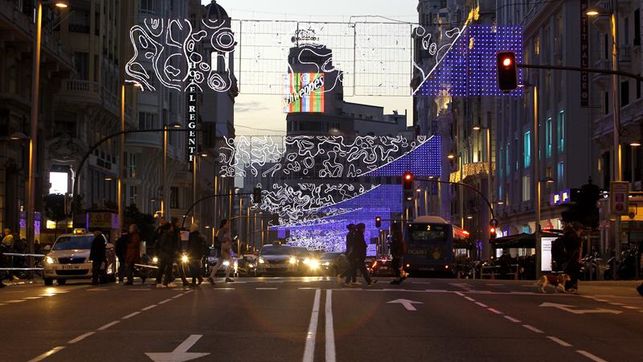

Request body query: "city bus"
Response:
[404, 216, 470, 276]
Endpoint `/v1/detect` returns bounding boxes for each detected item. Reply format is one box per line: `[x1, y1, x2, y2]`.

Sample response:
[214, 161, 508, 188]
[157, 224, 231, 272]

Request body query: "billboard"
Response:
[284, 73, 325, 113]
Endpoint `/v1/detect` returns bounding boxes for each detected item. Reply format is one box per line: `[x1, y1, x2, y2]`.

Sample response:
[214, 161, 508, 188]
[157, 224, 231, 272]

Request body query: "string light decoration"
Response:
[416, 25, 523, 97]
[125, 18, 236, 93]
[217, 135, 441, 178]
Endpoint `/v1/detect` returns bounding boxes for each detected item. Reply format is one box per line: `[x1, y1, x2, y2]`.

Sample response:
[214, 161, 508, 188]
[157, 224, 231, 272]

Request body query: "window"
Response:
[557, 111, 565, 153]
[126, 153, 137, 178]
[129, 186, 137, 204]
[138, 112, 156, 130]
[505, 144, 510, 177]
[140, 0, 156, 13]
[635, 9, 641, 46]
[545, 117, 552, 158]
[523, 131, 531, 168]
[69, 9, 90, 33]
[170, 187, 179, 209]
[557, 162, 565, 188]
[621, 80, 630, 107]
[604, 34, 609, 60]
[73, 52, 89, 80]
[522, 176, 531, 202]
[604, 92, 609, 115]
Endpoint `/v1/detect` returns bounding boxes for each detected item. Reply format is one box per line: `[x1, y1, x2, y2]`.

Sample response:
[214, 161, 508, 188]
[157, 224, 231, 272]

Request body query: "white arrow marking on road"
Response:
[387, 299, 423, 311]
[539, 302, 622, 315]
[146, 334, 210, 362]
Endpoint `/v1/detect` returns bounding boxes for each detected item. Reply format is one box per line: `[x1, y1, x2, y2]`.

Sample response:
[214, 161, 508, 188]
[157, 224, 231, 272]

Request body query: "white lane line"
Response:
[464, 296, 476, 302]
[171, 294, 184, 299]
[621, 306, 638, 310]
[213, 287, 235, 290]
[454, 291, 465, 297]
[608, 302, 625, 306]
[122, 311, 141, 320]
[592, 299, 608, 302]
[504, 315, 521, 323]
[97, 320, 120, 331]
[6, 299, 26, 303]
[0, 303, 5, 306]
[547, 336, 572, 347]
[158, 298, 173, 305]
[28, 346, 65, 362]
[522, 324, 544, 334]
[256, 287, 278, 290]
[487, 308, 503, 315]
[576, 350, 608, 362]
[141, 304, 158, 311]
[325, 290, 336, 362]
[299, 287, 317, 290]
[68, 332, 95, 344]
[302, 288, 321, 362]
[475, 302, 489, 308]
[24, 296, 43, 300]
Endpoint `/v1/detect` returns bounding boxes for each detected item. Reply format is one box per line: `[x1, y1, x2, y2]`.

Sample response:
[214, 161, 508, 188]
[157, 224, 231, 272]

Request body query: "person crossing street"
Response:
[208, 219, 234, 284]
[344, 223, 375, 286]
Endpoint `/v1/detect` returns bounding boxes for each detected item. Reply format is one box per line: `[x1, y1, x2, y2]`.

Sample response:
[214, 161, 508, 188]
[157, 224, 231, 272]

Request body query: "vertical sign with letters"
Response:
[187, 63, 198, 170]
[580, 0, 589, 107]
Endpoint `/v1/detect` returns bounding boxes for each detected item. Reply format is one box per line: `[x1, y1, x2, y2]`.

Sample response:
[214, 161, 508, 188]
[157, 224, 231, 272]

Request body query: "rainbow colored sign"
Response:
[284, 73, 325, 113]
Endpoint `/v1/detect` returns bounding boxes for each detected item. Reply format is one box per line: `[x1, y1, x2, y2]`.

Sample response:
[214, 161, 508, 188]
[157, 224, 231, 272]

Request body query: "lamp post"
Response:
[473, 125, 494, 259]
[118, 83, 142, 234]
[161, 122, 182, 221]
[26, 0, 69, 271]
[191, 151, 208, 225]
[587, 0, 623, 262]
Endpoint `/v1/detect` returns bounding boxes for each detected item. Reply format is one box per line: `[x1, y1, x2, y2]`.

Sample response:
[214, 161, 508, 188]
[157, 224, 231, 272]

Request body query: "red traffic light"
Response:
[404, 173, 412, 181]
[375, 216, 382, 228]
[496, 51, 518, 92]
[501, 57, 513, 67]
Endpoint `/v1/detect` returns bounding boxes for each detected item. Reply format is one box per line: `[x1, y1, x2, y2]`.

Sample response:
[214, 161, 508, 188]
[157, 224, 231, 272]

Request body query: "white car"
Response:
[43, 230, 117, 286]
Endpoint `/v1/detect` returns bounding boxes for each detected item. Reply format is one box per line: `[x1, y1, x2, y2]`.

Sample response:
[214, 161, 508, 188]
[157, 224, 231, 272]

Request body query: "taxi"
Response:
[43, 229, 117, 286]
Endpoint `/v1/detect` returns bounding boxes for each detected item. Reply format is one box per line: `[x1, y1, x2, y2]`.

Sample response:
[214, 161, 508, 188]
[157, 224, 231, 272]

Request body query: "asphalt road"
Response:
[1, 277, 642, 362]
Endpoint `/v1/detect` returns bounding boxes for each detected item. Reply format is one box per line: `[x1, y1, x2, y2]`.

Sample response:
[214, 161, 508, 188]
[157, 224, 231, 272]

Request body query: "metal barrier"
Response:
[0, 252, 45, 272]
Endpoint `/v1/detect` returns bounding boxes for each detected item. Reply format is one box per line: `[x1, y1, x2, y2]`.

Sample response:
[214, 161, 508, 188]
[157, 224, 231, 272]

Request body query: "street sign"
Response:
[387, 299, 423, 311]
[146, 334, 210, 362]
[539, 302, 622, 315]
[610, 181, 629, 216]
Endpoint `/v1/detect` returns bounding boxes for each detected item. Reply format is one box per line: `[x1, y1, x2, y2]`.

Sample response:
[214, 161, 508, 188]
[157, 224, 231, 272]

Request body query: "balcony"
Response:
[58, 79, 101, 106]
[593, 97, 643, 139]
[449, 161, 495, 183]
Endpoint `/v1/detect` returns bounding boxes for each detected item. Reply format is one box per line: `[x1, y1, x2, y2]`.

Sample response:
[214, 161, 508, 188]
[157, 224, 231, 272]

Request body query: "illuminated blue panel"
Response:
[417, 25, 523, 97]
[365, 136, 441, 177]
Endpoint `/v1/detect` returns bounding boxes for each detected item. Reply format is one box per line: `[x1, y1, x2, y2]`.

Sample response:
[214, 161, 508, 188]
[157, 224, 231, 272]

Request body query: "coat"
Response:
[157, 228, 178, 257]
[351, 232, 367, 260]
[89, 235, 106, 262]
[125, 231, 141, 264]
[187, 231, 207, 259]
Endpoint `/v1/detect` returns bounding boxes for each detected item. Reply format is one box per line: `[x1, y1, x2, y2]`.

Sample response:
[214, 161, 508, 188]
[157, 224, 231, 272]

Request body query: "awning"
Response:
[491, 231, 562, 249]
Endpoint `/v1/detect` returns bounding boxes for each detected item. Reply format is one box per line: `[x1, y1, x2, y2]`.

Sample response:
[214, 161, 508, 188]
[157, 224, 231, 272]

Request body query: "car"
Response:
[319, 252, 344, 276]
[43, 229, 117, 286]
[256, 244, 301, 275]
[369, 256, 395, 277]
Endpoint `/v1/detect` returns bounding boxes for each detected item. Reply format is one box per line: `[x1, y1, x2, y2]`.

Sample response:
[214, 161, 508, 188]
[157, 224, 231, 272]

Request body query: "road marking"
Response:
[302, 288, 321, 362]
[122, 311, 141, 320]
[256, 287, 278, 290]
[299, 287, 317, 290]
[576, 350, 608, 362]
[24, 296, 43, 300]
[608, 302, 625, 306]
[171, 294, 184, 299]
[622, 306, 639, 310]
[424, 289, 449, 293]
[158, 298, 173, 305]
[325, 290, 336, 362]
[504, 315, 521, 323]
[28, 346, 65, 362]
[68, 332, 95, 344]
[522, 324, 544, 334]
[6, 299, 26, 303]
[0, 303, 5, 306]
[475, 302, 489, 308]
[146, 334, 210, 362]
[142, 304, 158, 311]
[449, 283, 472, 291]
[97, 320, 120, 331]
[454, 291, 465, 297]
[539, 302, 622, 315]
[213, 287, 235, 290]
[464, 296, 476, 302]
[547, 336, 572, 347]
[487, 308, 503, 315]
[387, 299, 423, 311]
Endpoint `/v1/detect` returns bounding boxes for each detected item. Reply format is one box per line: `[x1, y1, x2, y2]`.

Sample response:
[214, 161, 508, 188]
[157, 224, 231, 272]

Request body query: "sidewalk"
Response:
[578, 280, 642, 298]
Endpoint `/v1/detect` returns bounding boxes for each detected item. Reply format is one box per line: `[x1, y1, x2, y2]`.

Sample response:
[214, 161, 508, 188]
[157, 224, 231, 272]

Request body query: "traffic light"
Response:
[489, 226, 497, 240]
[496, 51, 518, 92]
[402, 171, 414, 201]
[375, 216, 382, 228]
[253, 187, 262, 204]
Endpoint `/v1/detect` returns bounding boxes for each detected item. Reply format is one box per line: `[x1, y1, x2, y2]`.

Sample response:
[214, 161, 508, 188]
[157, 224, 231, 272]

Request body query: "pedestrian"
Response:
[207, 219, 234, 284]
[563, 222, 583, 293]
[155, 222, 178, 288]
[345, 223, 375, 286]
[187, 223, 207, 286]
[389, 222, 408, 285]
[89, 231, 107, 285]
[337, 224, 356, 284]
[124, 224, 141, 285]
[115, 231, 128, 283]
[1, 228, 14, 249]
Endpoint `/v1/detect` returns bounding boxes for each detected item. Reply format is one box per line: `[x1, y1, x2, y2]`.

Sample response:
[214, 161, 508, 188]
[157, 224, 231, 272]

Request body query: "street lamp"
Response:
[9, 132, 29, 141]
[26, 0, 69, 273]
[588, 2, 623, 256]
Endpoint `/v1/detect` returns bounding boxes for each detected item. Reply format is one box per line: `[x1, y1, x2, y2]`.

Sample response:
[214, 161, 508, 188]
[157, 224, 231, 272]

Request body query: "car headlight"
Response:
[289, 256, 297, 265]
[258, 257, 265, 264]
[180, 254, 189, 264]
[45, 256, 55, 265]
[223, 260, 230, 267]
[308, 259, 320, 270]
[322, 261, 330, 266]
[303, 257, 311, 265]
[152, 256, 159, 264]
[248, 263, 254, 268]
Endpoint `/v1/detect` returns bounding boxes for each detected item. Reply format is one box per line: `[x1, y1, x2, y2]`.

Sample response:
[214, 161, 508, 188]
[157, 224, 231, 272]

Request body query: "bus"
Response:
[404, 216, 470, 275]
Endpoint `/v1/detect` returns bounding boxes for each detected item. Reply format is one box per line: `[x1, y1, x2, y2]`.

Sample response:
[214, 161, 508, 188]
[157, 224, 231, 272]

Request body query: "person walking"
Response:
[345, 223, 374, 286]
[155, 222, 178, 288]
[187, 223, 207, 286]
[89, 231, 107, 285]
[115, 231, 128, 283]
[124, 224, 141, 285]
[208, 219, 234, 284]
[337, 224, 356, 284]
[563, 222, 583, 293]
[389, 222, 408, 285]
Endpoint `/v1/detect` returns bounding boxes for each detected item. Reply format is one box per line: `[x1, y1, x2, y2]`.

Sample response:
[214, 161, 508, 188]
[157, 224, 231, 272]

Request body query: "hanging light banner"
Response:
[284, 72, 325, 113]
[187, 63, 198, 167]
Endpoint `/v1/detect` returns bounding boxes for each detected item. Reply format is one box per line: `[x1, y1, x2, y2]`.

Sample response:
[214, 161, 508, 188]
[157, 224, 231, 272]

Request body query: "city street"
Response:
[1, 278, 642, 362]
